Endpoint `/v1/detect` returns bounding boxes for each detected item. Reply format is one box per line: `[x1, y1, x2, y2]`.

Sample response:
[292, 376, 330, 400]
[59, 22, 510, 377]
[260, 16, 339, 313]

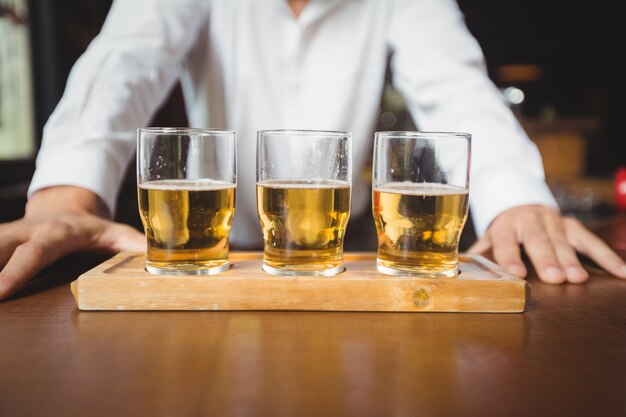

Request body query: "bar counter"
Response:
[1, 216, 625, 417]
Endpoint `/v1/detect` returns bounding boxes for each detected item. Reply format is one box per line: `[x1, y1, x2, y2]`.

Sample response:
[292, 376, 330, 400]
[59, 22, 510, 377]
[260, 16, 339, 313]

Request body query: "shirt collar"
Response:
[279, 0, 348, 27]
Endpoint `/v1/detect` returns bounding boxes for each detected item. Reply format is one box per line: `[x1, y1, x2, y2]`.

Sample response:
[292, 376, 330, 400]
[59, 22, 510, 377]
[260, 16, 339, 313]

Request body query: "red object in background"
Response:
[616, 167, 626, 210]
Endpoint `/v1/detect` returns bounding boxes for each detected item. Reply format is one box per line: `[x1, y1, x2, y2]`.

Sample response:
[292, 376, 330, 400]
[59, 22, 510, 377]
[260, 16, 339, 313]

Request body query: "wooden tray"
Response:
[71, 252, 529, 313]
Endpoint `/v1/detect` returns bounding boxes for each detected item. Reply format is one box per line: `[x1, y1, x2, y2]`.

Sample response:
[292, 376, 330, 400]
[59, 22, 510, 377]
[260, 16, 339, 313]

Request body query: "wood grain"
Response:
[1, 215, 625, 417]
[71, 252, 528, 312]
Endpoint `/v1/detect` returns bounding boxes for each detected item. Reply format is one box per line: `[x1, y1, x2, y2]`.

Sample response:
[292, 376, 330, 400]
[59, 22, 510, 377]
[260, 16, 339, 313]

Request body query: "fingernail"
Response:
[619, 265, 626, 279]
[565, 266, 588, 283]
[544, 266, 564, 282]
[508, 265, 526, 277]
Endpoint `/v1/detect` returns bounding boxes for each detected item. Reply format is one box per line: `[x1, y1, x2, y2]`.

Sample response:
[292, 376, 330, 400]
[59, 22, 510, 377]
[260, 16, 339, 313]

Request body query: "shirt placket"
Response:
[282, 20, 305, 127]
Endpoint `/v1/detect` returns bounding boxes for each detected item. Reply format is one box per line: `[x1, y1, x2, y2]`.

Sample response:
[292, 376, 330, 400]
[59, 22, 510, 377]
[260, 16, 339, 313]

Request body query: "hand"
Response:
[468, 205, 626, 284]
[0, 187, 145, 300]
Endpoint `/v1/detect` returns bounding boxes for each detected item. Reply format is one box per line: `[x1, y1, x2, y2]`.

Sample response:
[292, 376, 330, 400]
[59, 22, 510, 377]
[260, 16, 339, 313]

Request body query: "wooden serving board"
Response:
[71, 252, 529, 313]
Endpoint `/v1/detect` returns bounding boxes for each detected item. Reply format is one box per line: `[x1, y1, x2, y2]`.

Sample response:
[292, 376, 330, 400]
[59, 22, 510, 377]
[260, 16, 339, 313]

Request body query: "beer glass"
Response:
[137, 128, 236, 275]
[257, 130, 352, 276]
[373, 131, 470, 277]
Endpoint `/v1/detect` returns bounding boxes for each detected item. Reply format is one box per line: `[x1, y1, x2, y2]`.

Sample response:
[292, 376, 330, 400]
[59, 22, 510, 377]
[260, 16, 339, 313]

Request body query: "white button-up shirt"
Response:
[29, 0, 557, 248]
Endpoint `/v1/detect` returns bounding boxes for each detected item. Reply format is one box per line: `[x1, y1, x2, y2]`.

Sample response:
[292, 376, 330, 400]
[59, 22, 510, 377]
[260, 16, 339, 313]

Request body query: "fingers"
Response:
[543, 215, 589, 284]
[467, 235, 528, 277]
[0, 236, 25, 269]
[520, 215, 566, 284]
[96, 221, 146, 253]
[0, 221, 30, 268]
[489, 225, 527, 278]
[485, 207, 593, 284]
[485, 206, 624, 284]
[467, 237, 491, 255]
[0, 220, 82, 300]
[565, 218, 626, 280]
[0, 215, 147, 300]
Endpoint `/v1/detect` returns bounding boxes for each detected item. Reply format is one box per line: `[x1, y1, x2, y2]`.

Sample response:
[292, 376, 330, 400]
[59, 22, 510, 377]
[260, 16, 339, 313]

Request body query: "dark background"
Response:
[458, 0, 626, 174]
[1, 0, 625, 239]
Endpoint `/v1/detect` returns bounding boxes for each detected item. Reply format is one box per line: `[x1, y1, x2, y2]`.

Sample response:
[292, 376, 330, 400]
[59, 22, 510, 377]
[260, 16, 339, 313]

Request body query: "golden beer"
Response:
[373, 182, 469, 277]
[257, 180, 351, 275]
[138, 179, 236, 274]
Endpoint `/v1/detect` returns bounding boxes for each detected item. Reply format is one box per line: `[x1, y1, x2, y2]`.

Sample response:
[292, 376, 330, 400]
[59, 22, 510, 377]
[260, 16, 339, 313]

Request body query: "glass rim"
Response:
[138, 127, 236, 136]
[258, 129, 351, 137]
[375, 131, 471, 140]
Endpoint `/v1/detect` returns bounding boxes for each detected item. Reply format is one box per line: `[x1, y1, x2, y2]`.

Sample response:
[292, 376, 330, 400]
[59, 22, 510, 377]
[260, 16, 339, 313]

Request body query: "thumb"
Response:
[99, 222, 147, 253]
[467, 236, 491, 255]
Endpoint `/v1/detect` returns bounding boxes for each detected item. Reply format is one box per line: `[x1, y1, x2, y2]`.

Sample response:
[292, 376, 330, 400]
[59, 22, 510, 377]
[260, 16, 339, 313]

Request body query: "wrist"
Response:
[26, 186, 108, 218]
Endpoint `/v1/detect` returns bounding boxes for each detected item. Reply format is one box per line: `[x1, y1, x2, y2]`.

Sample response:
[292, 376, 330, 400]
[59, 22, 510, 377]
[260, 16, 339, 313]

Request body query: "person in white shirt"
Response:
[0, 0, 624, 300]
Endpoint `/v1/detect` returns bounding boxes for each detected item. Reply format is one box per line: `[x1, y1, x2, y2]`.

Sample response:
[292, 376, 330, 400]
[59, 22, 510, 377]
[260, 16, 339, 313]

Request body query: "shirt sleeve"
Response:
[386, 0, 558, 236]
[28, 0, 210, 216]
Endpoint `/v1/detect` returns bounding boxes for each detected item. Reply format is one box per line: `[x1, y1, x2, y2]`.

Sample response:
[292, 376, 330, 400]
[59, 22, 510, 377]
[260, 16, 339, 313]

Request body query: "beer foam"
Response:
[374, 182, 467, 196]
[140, 179, 235, 191]
[257, 179, 351, 189]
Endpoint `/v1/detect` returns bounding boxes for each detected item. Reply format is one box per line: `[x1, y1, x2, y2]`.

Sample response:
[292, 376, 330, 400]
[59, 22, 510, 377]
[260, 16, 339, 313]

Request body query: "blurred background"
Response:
[1, 0, 625, 248]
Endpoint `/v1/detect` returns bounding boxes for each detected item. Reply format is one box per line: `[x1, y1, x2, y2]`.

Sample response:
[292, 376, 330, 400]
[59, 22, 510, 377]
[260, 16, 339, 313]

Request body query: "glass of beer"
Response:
[372, 131, 470, 277]
[256, 130, 352, 276]
[137, 128, 236, 275]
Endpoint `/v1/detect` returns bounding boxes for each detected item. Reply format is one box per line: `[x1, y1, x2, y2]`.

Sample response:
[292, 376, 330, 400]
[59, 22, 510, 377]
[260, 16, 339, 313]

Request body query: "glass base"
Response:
[146, 261, 230, 276]
[376, 259, 458, 278]
[262, 262, 345, 276]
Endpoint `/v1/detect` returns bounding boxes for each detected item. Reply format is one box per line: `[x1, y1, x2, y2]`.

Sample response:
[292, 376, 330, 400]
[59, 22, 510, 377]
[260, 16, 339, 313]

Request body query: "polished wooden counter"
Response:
[1, 216, 625, 417]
